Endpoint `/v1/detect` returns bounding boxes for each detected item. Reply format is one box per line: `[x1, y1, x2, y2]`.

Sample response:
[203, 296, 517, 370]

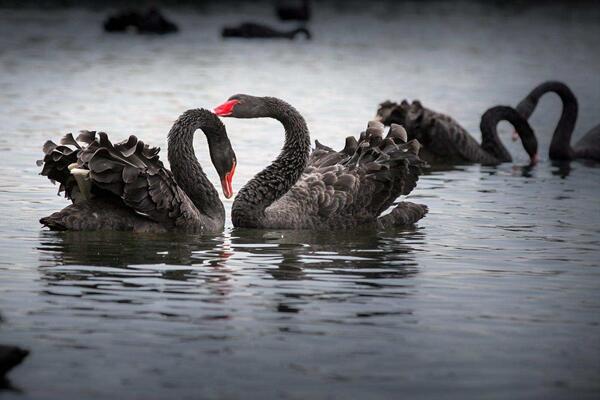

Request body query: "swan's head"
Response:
[375, 99, 414, 126]
[214, 94, 272, 118]
[375, 100, 397, 124]
[209, 135, 237, 199]
[520, 128, 539, 166]
[508, 104, 539, 165]
[200, 112, 237, 199]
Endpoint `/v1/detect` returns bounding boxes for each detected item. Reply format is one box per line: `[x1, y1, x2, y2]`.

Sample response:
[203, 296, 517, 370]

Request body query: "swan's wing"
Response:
[411, 103, 488, 162]
[574, 123, 600, 160]
[265, 123, 425, 227]
[40, 131, 199, 227]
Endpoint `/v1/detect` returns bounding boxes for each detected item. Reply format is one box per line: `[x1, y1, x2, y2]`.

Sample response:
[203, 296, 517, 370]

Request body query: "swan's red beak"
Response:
[214, 99, 239, 117]
[512, 131, 519, 142]
[221, 161, 236, 199]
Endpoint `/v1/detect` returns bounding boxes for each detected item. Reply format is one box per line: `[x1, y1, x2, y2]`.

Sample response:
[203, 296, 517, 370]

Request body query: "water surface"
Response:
[1, 2, 599, 399]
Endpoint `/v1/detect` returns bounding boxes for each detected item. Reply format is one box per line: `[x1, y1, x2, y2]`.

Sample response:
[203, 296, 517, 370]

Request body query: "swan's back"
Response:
[574, 123, 600, 161]
[377, 100, 494, 164]
[263, 122, 426, 229]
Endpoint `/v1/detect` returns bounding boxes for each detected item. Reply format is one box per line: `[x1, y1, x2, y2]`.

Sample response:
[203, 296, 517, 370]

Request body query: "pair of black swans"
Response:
[376, 81, 600, 165]
[40, 81, 598, 233]
[40, 95, 426, 232]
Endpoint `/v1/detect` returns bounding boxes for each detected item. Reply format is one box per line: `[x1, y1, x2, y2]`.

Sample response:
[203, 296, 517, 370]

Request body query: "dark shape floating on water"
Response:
[214, 94, 427, 230]
[0, 345, 28, 380]
[104, 7, 178, 34]
[276, 0, 311, 21]
[38, 109, 236, 233]
[515, 81, 600, 161]
[222, 23, 311, 40]
[375, 100, 538, 166]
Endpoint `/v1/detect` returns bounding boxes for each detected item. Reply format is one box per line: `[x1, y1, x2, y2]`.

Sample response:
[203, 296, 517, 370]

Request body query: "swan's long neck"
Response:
[480, 106, 537, 164]
[168, 111, 224, 223]
[232, 98, 311, 227]
[479, 108, 514, 163]
[518, 81, 577, 160]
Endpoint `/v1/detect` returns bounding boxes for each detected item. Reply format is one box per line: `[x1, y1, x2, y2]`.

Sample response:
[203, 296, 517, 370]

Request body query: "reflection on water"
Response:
[37, 227, 422, 304]
[1, 1, 600, 399]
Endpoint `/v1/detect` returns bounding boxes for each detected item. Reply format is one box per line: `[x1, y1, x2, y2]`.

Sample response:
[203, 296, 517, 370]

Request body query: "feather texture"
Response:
[39, 108, 230, 232]
[262, 121, 427, 229]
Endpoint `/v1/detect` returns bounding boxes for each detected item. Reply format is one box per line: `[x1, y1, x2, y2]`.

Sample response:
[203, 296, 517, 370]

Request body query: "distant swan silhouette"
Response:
[515, 81, 600, 161]
[222, 23, 311, 40]
[376, 100, 538, 165]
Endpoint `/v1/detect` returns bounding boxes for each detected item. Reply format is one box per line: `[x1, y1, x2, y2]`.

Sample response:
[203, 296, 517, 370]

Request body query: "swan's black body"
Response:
[0, 345, 28, 381]
[276, 0, 311, 21]
[222, 23, 311, 40]
[39, 109, 235, 232]
[376, 100, 538, 165]
[516, 81, 600, 161]
[103, 8, 178, 34]
[216, 95, 427, 230]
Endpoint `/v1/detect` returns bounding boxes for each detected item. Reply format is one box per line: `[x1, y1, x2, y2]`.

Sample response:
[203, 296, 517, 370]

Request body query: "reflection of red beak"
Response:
[512, 131, 519, 142]
[221, 161, 236, 199]
[214, 99, 239, 117]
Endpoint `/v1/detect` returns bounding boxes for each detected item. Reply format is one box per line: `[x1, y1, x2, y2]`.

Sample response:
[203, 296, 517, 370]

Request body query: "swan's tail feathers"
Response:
[292, 27, 311, 40]
[352, 121, 427, 217]
[377, 202, 428, 229]
[305, 121, 428, 224]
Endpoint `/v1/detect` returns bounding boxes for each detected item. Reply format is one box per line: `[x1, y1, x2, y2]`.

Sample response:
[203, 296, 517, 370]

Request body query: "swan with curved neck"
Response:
[215, 94, 428, 230]
[515, 81, 600, 161]
[40, 109, 236, 232]
[375, 100, 538, 165]
[221, 23, 311, 40]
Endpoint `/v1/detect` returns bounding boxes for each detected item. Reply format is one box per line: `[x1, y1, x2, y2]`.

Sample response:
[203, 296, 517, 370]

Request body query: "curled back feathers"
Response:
[39, 131, 196, 227]
[291, 121, 425, 222]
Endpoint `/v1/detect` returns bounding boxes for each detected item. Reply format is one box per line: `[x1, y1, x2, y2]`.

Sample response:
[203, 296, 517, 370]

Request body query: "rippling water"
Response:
[1, 2, 599, 399]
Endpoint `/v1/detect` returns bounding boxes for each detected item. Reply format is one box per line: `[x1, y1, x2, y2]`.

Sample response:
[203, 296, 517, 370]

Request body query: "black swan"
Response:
[39, 109, 236, 232]
[0, 345, 28, 381]
[515, 81, 600, 161]
[276, 0, 311, 21]
[214, 94, 427, 230]
[221, 23, 311, 40]
[376, 100, 538, 165]
[104, 8, 178, 34]
[0, 315, 28, 384]
[103, 10, 140, 32]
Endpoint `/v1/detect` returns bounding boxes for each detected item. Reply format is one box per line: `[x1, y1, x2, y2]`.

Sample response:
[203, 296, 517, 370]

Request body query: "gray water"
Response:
[1, 2, 600, 399]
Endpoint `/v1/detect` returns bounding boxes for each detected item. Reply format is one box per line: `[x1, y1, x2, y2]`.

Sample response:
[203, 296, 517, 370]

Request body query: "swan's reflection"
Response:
[37, 230, 235, 304]
[37, 227, 424, 316]
[230, 227, 422, 276]
[230, 227, 424, 313]
[38, 230, 228, 267]
[0, 312, 27, 393]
